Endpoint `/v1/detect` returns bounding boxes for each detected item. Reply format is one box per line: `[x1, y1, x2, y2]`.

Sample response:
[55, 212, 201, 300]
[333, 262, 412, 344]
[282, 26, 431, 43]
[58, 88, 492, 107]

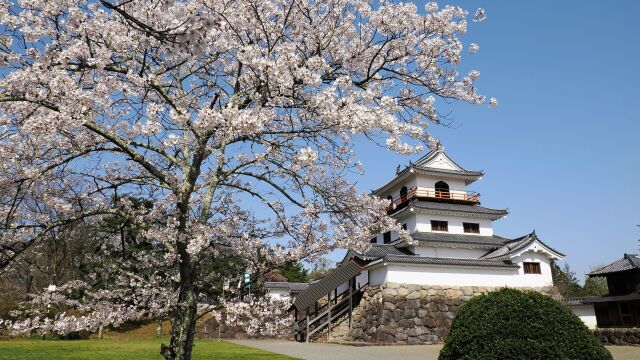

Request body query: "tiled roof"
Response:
[480, 231, 565, 260]
[264, 282, 310, 292]
[291, 259, 365, 311]
[372, 166, 482, 195]
[410, 232, 509, 247]
[342, 244, 414, 263]
[563, 297, 597, 306]
[411, 165, 484, 178]
[588, 254, 640, 276]
[401, 200, 508, 219]
[413, 146, 479, 173]
[567, 293, 640, 304]
[371, 147, 482, 195]
[374, 254, 518, 268]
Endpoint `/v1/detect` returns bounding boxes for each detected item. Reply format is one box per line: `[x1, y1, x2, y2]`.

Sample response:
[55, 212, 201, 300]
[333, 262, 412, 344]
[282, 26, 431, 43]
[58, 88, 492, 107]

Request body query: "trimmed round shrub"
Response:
[439, 288, 612, 360]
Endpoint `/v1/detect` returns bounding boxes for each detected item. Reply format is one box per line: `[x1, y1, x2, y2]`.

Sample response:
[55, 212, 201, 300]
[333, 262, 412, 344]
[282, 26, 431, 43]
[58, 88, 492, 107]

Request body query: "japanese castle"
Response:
[270, 145, 565, 342]
[343, 143, 565, 289]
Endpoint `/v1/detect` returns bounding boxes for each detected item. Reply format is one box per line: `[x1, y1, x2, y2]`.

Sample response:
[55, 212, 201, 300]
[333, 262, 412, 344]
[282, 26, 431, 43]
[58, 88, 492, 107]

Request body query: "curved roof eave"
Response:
[391, 200, 508, 220]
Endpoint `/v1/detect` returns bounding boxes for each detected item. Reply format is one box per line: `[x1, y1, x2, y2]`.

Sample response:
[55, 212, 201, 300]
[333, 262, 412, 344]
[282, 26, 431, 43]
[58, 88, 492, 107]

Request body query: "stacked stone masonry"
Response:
[594, 328, 640, 346]
[325, 283, 558, 345]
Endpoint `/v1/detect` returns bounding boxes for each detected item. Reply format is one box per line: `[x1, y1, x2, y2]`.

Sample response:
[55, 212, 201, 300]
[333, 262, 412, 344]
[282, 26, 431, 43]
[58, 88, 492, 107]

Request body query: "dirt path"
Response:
[230, 339, 639, 360]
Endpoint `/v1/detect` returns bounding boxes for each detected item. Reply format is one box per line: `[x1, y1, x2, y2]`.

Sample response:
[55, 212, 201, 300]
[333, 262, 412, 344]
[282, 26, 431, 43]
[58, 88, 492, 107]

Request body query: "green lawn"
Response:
[0, 339, 297, 360]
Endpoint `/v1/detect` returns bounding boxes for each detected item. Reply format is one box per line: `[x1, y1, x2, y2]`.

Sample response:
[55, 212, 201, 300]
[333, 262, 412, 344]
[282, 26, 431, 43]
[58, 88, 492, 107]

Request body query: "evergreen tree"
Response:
[581, 276, 608, 296]
[278, 261, 308, 283]
[551, 261, 582, 298]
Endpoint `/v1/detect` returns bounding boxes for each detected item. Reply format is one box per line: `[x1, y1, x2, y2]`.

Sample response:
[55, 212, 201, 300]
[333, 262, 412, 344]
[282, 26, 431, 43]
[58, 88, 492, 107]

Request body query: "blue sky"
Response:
[336, 1, 640, 281]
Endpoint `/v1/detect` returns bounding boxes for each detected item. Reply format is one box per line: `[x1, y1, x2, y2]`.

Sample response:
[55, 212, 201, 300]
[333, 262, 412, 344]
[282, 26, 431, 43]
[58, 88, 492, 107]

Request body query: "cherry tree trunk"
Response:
[161, 242, 199, 360]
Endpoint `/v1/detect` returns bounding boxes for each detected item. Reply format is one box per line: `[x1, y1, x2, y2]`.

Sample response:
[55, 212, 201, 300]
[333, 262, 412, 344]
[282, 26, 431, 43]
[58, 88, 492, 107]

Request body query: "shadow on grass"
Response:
[0, 339, 297, 360]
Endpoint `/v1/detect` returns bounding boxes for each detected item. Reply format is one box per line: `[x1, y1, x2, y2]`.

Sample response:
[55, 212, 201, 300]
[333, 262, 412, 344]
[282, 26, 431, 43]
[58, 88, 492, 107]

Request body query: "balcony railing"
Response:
[387, 187, 479, 212]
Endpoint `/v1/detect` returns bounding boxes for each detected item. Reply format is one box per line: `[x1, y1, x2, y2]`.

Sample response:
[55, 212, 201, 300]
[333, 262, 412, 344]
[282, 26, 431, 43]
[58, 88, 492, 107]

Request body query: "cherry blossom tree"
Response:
[0, 1, 492, 358]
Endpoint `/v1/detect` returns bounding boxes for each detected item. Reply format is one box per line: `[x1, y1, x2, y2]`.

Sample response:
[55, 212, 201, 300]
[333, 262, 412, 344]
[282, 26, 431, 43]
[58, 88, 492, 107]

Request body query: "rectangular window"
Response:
[463, 222, 480, 234]
[431, 220, 448, 232]
[370, 237, 377, 244]
[383, 231, 391, 244]
[523, 262, 541, 274]
[401, 223, 407, 230]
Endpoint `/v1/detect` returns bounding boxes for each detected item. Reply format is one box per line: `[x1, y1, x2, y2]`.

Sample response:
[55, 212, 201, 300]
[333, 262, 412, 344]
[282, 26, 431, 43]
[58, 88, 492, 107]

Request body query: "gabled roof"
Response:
[480, 231, 565, 260]
[392, 200, 508, 220]
[372, 145, 483, 196]
[588, 254, 640, 277]
[368, 254, 519, 269]
[414, 144, 473, 171]
[409, 232, 510, 248]
[264, 282, 310, 292]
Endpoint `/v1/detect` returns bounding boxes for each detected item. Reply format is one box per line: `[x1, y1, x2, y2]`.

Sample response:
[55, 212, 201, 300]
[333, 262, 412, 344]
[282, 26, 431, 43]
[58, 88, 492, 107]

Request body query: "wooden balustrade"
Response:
[387, 187, 479, 212]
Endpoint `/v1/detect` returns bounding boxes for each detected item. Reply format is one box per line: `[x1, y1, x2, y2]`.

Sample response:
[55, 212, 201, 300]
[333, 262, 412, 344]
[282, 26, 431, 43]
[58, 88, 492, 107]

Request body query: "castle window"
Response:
[431, 220, 448, 232]
[401, 223, 407, 230]
[400, 186, 408, 202]
[523, 262, 541, 274]
[370, 237, 377, 244]
[383, 231, 391, 244]
[463, 222, 480, 234]
[434, 181, 450, 198]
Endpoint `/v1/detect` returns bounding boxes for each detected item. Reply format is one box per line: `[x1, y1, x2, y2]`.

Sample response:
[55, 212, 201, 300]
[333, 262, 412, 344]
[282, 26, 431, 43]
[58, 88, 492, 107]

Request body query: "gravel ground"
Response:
[230, 339, 640, 360]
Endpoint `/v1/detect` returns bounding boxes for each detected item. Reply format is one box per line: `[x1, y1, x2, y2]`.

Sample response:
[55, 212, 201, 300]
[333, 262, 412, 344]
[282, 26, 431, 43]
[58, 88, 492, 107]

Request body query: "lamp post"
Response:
[44, 284, 56, 340]
[46, 284, 57, 307]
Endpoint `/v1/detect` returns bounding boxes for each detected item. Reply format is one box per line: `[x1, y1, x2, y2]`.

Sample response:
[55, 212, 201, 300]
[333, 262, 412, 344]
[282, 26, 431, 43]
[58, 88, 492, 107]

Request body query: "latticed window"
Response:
[431, 220, 448, 232]
[523, 262, 541, 274]
[463, 222, 480, 234]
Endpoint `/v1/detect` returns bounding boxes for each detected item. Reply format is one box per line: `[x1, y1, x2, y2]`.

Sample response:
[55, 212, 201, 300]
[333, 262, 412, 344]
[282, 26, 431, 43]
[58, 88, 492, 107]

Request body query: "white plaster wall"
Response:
[415, 213, 494, 236]
[422, 153, 459, 171]
[266, 289, 290, 300]
[381, 264, 546, 287]
[415, 174, 467, 192]
[381, 173, 471, 201]
[402, 215, 417, 233]
[369, 267, 388, 286]
[570, 305, 597, 329]
[335, 270, 369, 294]
[356, 270, 369, 289]
[382, 176, 418, 200]
[410, 246, 488, 259]
[377, 215, 417, 243]
[511, 251, 554, 287]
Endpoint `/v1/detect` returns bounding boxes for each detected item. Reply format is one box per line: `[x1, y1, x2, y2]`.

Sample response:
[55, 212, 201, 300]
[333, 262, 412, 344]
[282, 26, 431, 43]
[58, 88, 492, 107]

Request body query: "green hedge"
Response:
[439, 288, 611, 360]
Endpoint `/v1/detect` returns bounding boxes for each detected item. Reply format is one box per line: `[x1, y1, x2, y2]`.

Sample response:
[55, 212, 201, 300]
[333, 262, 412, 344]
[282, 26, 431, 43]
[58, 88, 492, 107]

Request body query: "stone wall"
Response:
[594, 328, 640, 345]
[325, 283, 558, 345]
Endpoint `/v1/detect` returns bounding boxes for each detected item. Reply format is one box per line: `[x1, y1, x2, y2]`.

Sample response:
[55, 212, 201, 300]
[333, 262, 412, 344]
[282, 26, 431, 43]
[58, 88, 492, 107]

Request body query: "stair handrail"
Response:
[295, 282, 368, 339]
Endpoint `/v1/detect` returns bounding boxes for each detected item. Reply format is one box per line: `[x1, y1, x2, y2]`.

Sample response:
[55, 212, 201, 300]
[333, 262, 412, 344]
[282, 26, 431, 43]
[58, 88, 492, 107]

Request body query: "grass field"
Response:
[0, 339, 297, 360]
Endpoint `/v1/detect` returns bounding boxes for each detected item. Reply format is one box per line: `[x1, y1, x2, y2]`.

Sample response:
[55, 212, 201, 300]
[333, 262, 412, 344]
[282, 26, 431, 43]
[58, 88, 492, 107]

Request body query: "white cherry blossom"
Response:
[0, 1, 492, 359]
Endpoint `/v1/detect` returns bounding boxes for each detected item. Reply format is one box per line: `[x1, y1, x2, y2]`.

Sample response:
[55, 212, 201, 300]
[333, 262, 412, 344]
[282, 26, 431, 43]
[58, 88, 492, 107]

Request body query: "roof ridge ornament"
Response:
[435, 141, 445, 152]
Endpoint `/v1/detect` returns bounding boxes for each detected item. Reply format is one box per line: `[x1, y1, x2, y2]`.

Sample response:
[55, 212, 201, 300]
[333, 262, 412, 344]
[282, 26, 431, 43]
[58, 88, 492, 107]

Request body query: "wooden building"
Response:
[586, 254, 640, 328]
